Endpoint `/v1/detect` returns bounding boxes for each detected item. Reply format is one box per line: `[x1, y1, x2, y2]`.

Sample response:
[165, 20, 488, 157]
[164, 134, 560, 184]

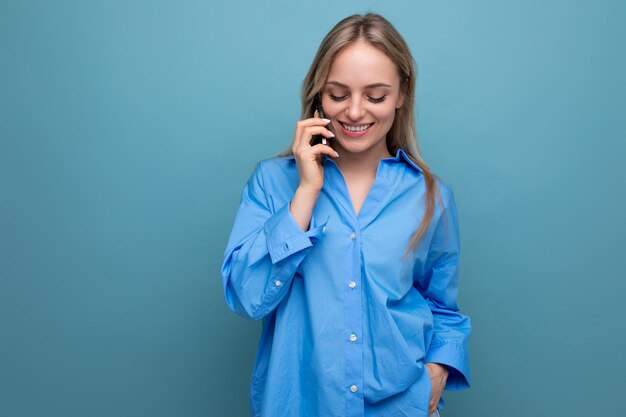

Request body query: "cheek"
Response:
[321, 101, 342, 118]
[373, 106, 397, 124]
[321, 99, 397, 122]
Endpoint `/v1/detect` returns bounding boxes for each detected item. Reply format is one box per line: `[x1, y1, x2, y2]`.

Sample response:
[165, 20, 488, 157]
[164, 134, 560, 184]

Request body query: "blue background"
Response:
[2, 1, 625, 416]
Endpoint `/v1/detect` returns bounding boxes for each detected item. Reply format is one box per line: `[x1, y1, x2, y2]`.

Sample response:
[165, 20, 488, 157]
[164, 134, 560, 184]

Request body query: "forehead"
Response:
[327, 40, 400, 87]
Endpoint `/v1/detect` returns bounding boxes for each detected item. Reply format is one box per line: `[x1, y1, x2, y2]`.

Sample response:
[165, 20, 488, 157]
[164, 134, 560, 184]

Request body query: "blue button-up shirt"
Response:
[221, 148, 471, 417]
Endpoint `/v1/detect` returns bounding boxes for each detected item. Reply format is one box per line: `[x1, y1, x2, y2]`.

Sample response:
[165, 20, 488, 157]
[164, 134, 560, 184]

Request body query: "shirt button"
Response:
[274, 279, 282, 287]
[349, 333, 357, 342]
[350, 384, 358, 393]
[350, 232, 356, 239]
[322, 226, 327, 233]
[349, 281, 356, 289]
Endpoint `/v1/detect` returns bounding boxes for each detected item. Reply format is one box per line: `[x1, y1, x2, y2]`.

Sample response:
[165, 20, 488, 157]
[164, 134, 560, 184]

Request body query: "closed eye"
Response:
[329, 93, 387, 103]
[329, 93, 348, 101]
[368, 96, 386, 103]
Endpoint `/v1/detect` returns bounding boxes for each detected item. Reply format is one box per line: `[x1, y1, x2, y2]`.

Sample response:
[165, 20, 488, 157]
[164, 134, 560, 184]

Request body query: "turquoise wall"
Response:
[2, 1, 625, 416]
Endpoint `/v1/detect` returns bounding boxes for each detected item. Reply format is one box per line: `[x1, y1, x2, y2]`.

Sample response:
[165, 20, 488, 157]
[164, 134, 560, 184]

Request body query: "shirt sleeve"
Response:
[415, 183, 472, 390]
[220, 161, 328, 321]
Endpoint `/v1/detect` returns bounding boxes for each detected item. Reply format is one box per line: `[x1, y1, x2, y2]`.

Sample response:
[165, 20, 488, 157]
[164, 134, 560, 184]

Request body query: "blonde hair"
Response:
[278, 13, 445, 258]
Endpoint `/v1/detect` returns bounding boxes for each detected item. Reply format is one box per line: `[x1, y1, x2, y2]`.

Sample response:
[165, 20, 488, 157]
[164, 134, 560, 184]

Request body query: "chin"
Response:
[337, 140, 377, 154]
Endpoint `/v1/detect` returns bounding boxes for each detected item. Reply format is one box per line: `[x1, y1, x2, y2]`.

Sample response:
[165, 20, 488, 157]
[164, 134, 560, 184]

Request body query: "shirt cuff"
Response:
[264, 202, 329, 264]
[424, 341, 471, 390]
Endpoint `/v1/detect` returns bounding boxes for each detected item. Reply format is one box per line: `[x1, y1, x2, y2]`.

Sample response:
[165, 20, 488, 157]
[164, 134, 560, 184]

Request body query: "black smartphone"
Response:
[310, 93, 329, 146]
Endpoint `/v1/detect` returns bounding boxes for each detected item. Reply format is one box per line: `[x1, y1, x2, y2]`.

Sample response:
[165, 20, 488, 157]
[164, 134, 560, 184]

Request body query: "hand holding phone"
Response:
[290, 93, 338, 193]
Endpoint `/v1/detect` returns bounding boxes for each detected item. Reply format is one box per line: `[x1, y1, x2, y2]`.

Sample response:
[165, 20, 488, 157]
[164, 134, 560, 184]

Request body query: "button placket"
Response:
[337, 219, 362, 412]
[345, 230, 363, 412]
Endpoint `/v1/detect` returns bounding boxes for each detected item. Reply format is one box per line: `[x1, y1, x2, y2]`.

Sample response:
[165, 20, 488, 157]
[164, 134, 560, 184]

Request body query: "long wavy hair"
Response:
[278, 13, 445, 258]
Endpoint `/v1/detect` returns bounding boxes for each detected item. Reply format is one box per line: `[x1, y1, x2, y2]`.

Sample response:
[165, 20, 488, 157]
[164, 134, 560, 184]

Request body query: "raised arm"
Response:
[220, 162, 328, 320]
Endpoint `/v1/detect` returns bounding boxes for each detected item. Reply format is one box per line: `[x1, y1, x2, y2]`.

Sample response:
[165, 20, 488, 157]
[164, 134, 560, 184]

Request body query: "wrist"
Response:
[426, 362, 449, 374]
[296, 185, 321, 196]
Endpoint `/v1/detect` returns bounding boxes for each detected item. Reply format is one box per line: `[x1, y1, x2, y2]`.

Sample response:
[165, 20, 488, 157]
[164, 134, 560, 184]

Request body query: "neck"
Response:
[333, 140, 394, 178]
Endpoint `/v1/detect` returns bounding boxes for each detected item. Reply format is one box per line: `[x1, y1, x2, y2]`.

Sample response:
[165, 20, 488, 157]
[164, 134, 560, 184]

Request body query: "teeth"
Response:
[341, 123, 372, 132]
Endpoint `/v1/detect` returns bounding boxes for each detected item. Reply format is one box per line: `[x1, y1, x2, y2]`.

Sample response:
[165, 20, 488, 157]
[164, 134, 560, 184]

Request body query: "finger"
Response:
[310, 143, 339, 158]
[305, 125, 335, 137]
[294, 118, 332, 150]
[298, 126, 335, 149]
[429, 391, 441, 414]
[296, 117, 332, 131]
[294, 118, 332, 145]
[429, 400, 438, 414]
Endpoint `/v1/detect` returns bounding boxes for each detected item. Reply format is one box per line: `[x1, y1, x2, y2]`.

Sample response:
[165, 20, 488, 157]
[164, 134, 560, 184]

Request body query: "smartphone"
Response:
[310, 93, 329, 146]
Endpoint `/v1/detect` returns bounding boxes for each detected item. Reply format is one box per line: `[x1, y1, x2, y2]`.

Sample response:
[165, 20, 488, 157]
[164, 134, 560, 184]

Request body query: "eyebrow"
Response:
[325, 80, 392, 89]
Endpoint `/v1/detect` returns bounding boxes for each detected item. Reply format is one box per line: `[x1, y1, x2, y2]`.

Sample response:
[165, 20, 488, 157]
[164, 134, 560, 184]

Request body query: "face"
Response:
[321, 40, 405, 157]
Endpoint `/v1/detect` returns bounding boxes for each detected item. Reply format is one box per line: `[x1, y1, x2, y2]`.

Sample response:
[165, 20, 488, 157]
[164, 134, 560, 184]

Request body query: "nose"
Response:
[345, 97, 365, 121]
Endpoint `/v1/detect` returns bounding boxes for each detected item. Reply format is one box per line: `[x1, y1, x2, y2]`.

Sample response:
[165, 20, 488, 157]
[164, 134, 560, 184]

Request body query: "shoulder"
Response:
[434, 175, 454, 200]
[257, 155, 297, 178]
[432, 174, 457, 215]
[247, 155, 298, 192]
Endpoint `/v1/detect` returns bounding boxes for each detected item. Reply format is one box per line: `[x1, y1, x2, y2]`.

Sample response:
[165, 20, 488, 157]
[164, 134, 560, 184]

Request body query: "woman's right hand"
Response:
[291, 110, 339, 192]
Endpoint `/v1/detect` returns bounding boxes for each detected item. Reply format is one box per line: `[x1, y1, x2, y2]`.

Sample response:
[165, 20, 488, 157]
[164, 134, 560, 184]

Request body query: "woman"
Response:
[221, 13, 471, 417]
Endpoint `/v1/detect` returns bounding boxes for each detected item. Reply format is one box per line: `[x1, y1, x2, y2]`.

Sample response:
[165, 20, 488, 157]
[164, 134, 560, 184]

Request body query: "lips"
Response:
[339, 122, 374, 132]
[338, 121, 375, 138]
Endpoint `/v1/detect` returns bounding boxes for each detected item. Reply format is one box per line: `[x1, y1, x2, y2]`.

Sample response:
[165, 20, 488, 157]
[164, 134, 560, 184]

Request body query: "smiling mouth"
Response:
[339, 122, 374, 132]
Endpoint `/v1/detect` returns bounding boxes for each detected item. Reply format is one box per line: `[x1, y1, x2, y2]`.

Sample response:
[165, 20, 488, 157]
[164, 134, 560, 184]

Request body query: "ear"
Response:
[395, 92, 405, 109]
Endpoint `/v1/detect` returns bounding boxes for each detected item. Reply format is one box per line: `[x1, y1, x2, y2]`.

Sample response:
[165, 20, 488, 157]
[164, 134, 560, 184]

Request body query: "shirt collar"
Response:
[318, 147, 423, 174]
[391, 148, 423, 174]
